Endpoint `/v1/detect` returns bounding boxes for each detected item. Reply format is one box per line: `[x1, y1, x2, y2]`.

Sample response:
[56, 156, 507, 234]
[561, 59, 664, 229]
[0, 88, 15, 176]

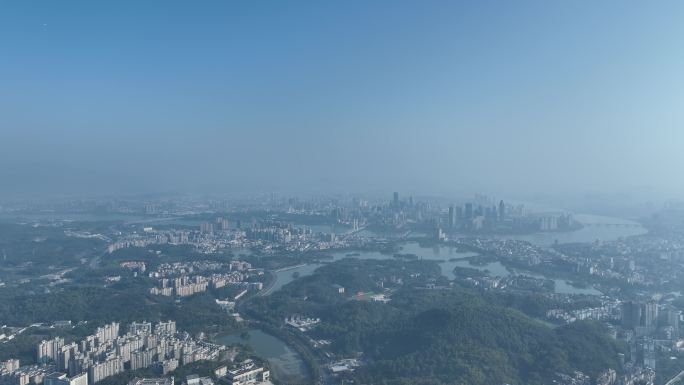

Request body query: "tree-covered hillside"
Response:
[246, 259, 624, 385]
[338, 290, 622, 385]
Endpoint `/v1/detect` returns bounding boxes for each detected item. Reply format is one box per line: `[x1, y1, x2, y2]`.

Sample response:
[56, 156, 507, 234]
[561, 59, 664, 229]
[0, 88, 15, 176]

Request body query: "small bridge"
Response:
[582, 222, 642, 228]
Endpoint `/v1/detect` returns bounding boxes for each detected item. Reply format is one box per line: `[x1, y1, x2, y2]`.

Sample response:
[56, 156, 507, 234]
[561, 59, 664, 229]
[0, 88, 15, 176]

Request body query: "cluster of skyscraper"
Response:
[620, 301, 681, 371]
[621, 301, 680, 338]
[446, 200, 507, 231]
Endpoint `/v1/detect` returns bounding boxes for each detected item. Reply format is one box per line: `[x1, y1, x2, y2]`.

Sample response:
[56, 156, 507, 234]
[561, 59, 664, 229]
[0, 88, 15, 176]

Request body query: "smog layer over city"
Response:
[2, 2, 684, 385]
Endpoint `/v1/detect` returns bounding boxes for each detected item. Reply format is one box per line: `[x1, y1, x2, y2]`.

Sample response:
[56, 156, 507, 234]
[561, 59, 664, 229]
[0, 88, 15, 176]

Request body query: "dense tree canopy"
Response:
[246, 259, 624, 385]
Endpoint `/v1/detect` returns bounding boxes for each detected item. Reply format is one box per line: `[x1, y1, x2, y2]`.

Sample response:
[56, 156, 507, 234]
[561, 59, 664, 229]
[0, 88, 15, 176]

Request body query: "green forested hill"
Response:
[246, 259, 623, 385]
[330, 290, 623, 385]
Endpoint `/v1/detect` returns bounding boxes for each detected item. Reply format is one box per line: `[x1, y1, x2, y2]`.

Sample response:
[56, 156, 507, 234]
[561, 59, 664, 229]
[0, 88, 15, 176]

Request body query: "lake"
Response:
[269, 240, 604, 296]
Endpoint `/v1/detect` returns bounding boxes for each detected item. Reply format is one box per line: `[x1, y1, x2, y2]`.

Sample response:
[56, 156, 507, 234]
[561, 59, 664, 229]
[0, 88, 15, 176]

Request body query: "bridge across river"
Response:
[582, 222, 642, 228]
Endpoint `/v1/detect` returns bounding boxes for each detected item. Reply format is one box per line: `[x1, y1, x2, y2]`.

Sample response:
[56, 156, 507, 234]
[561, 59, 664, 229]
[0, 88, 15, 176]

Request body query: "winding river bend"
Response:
[215, 329, 311, 384]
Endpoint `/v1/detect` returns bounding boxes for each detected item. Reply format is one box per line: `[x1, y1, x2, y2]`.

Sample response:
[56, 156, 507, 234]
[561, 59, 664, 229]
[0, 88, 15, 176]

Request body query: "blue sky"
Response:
[2, 1, 684, 199]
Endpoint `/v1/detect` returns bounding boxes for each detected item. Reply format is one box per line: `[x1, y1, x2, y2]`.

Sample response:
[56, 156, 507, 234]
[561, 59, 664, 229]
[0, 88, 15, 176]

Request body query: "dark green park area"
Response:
[244, 259, 624, 385]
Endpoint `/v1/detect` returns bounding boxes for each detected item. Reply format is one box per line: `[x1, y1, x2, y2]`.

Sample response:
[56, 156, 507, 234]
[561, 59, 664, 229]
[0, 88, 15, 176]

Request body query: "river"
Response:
[487, 213, 646, 246]
[267, 264, 323, 293]
[215, 329, 310, 384]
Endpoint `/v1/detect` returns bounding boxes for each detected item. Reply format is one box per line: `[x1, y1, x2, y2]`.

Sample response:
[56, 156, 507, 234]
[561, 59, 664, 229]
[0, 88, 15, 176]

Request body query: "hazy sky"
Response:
[2, 1, 684, 199]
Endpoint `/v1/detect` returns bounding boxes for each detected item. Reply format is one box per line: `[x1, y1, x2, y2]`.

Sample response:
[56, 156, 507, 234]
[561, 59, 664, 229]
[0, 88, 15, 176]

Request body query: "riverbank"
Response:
[223, 313, 320, 384]
[275, 264, 308, 272]
[229, 275, 321, 385]
[214, 327, 316, 385]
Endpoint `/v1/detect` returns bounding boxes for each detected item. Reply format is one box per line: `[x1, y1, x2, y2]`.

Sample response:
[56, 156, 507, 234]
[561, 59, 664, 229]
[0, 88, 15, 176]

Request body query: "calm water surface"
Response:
[215, 329, 310, 383]
[487, 214, 646, 247]
[269, 246, 605, 295]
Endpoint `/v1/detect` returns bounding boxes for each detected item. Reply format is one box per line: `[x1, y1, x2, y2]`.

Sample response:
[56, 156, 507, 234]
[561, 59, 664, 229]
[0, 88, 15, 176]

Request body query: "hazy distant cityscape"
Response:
[4, 1, 684, 384]
[0, 192, 684, 384]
